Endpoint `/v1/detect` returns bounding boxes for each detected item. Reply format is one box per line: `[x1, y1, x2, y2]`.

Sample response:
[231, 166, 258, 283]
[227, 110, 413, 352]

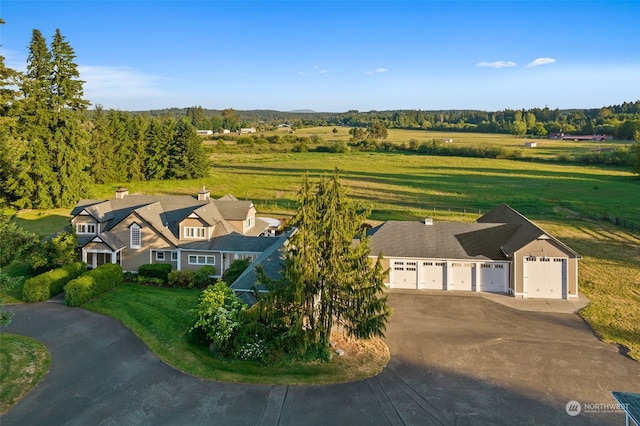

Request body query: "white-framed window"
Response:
[188, 255, 216, 265]
[75, 223, 96, 234]
[171, 251, 178, 261]
[184, 227, 206, 239]
[130, 224, 141, 249]
[156, 251, 165, 261]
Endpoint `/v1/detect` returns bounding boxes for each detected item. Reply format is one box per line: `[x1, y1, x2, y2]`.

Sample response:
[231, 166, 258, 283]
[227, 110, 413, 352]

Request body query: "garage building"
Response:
[367, 204, 580, 300]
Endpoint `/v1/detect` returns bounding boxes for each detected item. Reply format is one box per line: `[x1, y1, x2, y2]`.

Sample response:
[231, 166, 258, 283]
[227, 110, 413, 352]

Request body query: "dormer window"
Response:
[76, 223, 96, 234]
[130, 223, 142, 249]
[184, 227, 206, 239]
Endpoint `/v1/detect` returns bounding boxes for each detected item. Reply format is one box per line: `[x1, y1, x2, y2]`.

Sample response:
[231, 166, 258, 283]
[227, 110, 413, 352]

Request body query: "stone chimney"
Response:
[197, 186, 210, 201]
[115, 187, 129, 199]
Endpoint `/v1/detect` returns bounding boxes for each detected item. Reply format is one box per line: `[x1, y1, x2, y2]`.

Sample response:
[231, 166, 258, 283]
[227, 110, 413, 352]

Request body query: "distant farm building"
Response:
[240, 128, 257, 134]
[197, 130, 213, 136]
[548, 133, 612, 141]
[524, 142, 537, 148]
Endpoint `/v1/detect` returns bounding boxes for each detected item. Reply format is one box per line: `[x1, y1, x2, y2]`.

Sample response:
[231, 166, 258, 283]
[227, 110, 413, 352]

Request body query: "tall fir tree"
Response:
[260, 172, 391, 359]
[166, 119, 210, 179]
[143, 118, 171, 180]
[5, 28, 90, 208]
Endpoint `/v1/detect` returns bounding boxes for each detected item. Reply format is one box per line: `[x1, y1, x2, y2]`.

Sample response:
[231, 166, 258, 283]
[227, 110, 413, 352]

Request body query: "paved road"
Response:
[2, 292, 639, 425]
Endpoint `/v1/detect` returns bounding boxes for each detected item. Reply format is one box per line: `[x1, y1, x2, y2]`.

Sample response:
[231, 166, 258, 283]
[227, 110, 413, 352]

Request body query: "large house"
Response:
[367, 204, 581, 299]
[70, 188, 285, 276]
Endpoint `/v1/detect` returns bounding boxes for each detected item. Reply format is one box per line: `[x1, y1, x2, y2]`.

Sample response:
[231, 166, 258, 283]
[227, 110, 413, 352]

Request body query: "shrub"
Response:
[168, 270, 195, 288]
[23, 262, 87, 302]
[222, 259, 249, 285]
[137, 264, 171, 283]
[189, 281, 246, 355]
[65, 263, 123, 307]
[194, 265, 216, 288]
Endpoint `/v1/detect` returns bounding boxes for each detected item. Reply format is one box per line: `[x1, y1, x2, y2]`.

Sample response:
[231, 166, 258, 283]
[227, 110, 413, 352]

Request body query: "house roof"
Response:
[71, 193, 263, 247]
[368, 221, 515, 260]
[368, 204, 580, 261]
[611, 392, 640, 426]
[231, 229, 295, 294]
[478, 204, 581, 258]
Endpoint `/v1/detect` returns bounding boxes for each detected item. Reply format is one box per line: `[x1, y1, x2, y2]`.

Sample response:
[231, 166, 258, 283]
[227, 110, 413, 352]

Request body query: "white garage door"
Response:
[448, 262, 474, 291]
[390, 260, 418, 289]
[478, 263, 508, 293]
[523, 257, 566, 299]
[420, 261, 446, 290]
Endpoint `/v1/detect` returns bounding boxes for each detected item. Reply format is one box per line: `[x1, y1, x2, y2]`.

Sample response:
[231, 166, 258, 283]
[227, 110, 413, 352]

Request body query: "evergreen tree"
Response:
[144, 118, 171, 180]
[166, 119, 210, 179]
[259, 172, 391, 359]
[4, 28, 90, 208]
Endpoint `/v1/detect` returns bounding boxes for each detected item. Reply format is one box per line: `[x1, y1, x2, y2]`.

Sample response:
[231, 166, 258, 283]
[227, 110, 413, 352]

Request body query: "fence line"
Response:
[608, 216, 640, 234]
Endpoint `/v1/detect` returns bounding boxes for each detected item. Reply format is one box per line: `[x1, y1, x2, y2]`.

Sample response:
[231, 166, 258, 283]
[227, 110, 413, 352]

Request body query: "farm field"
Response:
[256, 126, 633, 163]
[86, 151, 638, 222]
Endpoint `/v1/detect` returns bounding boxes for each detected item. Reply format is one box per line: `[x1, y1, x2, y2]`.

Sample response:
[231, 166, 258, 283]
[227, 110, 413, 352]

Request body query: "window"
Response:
[171, 251, 178, 262]
[76, 223, 96, 234]
[184, 227, 206, 239]
[188, 255, 216, 265]
[246, 217, 253, 228]
[130, 224, 141, 249]
[156, 251, 165, 261]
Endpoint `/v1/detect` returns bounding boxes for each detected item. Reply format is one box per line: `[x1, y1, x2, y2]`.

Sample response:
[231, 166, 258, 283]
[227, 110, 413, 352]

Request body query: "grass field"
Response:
[0, 334, 51, 414]
[87, 151, 638, 222]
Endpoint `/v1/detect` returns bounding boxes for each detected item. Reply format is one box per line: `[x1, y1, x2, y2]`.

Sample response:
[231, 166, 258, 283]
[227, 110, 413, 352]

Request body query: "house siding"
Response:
[112, 216, 174, 272]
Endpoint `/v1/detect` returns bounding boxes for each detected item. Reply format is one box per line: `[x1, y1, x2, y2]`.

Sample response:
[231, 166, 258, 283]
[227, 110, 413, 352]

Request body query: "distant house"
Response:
[366, 204, 581, 299]
[70, 188, 286, 276]
[240, 127, 256, 134]
[197, 130, 213, 136]
[524, 142, 537, 148]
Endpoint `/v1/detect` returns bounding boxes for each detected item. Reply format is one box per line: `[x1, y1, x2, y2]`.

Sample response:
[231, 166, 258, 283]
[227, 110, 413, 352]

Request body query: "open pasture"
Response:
[286, 127, 632, 162]
[95, 152, 637, 222]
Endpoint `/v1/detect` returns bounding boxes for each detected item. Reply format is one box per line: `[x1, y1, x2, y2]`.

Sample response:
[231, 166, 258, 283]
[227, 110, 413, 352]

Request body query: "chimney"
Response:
[115, 187, 129, 199]
[197, 186, 210, 201]
[424, 217, 433, 225]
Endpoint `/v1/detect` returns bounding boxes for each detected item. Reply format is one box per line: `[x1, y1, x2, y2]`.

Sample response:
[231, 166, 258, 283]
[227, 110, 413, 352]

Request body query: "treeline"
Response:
[0, 26, 210, 210]
[146, 102, 640, 140]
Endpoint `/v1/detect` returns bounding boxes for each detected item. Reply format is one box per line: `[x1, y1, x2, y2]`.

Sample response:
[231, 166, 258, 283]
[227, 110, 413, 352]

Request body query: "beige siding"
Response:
[71, 215, 99, 235]
[513, 239, 578, 299]
[112, 216, 173, 272]
[180, 217, 211, 240]
[181, 252, 222, 274]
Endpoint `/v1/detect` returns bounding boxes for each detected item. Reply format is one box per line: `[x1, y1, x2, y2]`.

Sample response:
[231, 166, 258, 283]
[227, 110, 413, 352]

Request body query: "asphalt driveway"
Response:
[2, 291, 639, 425]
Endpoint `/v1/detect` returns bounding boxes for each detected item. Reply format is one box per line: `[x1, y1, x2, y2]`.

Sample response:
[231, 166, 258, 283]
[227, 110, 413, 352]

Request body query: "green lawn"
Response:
[0, 333, 51, 414]
[83, 283, 389, 384]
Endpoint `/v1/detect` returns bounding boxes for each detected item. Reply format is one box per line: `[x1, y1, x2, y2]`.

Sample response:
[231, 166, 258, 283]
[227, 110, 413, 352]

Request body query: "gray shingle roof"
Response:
[611, 392, 640, 426]
[368, 221, 515, 260]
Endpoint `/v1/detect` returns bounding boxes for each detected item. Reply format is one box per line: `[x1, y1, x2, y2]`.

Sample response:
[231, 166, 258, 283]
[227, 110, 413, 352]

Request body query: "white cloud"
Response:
[363, 67, 389, 75]
[476, 61, 517, 69]
[298, 66, 329, 76]
[527, 57, 557, 67]
[79, 65, 169, 96]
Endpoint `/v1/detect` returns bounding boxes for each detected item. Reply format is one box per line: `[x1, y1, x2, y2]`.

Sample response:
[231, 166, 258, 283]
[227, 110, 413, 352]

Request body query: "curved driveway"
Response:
[2, 292, 639, 425]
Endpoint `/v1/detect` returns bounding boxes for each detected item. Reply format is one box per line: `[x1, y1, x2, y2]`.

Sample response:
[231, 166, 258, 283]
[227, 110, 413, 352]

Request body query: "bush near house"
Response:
[137, 264, 172, 284]
[65, 263, 123, 307]
[222, 259, 250, 284]
[22, 262, 86, 302]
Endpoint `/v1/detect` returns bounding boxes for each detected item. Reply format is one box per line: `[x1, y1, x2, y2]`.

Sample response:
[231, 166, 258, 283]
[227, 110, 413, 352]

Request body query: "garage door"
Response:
[478, 263, 508, 293]
[523, 257, 566, 299]
[390, 260, 418, 289]
[420, 261, 446, 290]
[448, 262, 474, 291]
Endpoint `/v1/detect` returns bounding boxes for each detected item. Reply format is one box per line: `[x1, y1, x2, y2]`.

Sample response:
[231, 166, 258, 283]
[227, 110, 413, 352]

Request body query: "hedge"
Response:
[138, 264, 172, 282]
[65, 263, 124, 307]
[22, 262, 87, 302]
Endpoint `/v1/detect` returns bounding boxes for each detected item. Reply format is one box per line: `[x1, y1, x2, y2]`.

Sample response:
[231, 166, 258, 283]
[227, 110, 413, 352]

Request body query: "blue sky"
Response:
[1, 1, 639, 112]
